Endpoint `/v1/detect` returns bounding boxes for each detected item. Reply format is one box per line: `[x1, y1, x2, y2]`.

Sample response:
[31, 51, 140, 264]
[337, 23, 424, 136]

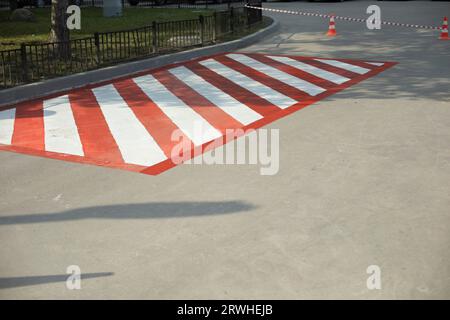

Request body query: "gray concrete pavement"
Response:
[1, 0, 449, 299]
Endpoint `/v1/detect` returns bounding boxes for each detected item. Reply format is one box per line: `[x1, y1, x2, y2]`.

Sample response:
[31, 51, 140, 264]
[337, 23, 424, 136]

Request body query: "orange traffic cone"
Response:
[439, 17, 449, 40]
[326, 15, 337, 37]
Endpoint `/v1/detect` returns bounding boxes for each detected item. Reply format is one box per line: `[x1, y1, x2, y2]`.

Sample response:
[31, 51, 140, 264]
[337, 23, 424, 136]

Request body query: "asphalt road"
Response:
[1, 0, 449, 299]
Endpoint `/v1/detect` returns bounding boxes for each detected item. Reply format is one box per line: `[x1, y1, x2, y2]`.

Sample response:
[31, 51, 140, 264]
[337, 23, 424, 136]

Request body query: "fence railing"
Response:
[0, 0, 248, 10]
[0, 5, 263, 88]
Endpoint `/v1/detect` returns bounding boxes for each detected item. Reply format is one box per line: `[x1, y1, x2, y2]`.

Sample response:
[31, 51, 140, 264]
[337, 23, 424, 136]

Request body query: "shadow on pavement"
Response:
[252, 11, 450, 103]
[0, 201, 255, 225]
[0, 272, 114, 289]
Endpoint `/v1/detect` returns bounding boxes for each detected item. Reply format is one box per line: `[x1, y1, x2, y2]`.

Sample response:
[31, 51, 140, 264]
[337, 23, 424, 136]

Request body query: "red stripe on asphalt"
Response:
[11, 100, 44, 150]
[215, 55, 311, 101]
[185, 62, 281, 118]
[153, 70, 244, 133]
[113, 78, 194, 159]
[69, 89, 124, 164]
[246, 53, 337, 90]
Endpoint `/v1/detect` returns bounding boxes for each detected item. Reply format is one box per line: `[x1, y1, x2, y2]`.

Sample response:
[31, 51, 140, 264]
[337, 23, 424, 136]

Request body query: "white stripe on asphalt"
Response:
[266, 55, 350, 85]
[365, 62, 385, 67]
[314, 59, 370, 74]
[226, 53, 326, 96]
[92, 84, 167, 166]
[133, 74, 222, 146]
[169, 66, 263, 126]
[43, 95, 84, 156]
[199, 59, 296, 109]
[0, 108, 16, 145]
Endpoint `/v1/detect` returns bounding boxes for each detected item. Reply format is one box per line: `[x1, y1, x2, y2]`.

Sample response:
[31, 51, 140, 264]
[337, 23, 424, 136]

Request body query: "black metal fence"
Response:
[0, 5, 263, 88]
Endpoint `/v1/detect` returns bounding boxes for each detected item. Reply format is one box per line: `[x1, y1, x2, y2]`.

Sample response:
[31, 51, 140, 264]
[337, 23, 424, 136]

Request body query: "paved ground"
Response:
[1, 0, 449, 299]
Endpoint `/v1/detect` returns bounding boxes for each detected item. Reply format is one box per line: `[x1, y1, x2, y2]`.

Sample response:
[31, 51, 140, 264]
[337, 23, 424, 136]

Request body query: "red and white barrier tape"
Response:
[245, 5, 442, 31]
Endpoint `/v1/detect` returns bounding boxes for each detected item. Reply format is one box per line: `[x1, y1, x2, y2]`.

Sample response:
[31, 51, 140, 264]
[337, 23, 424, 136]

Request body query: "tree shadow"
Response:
[251, 3, 450, 102]
[0, 272, 114, 289]
[0, 201, 255, 225]
[255, 31, 450, 102]
[0, 108, 56, 119]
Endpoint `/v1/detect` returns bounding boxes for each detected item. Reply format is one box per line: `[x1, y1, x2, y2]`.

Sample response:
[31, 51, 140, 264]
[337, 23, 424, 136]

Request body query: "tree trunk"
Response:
[49, 0, 69, 43]
[49, 0, 70, 59]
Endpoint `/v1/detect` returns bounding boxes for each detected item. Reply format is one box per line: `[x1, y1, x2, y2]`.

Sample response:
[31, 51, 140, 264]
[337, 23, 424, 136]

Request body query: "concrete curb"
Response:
[0, 17, 280, 108]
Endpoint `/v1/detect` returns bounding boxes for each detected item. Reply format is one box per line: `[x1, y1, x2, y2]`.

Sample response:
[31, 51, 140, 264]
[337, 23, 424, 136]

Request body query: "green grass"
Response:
[0, 7, 213, 50]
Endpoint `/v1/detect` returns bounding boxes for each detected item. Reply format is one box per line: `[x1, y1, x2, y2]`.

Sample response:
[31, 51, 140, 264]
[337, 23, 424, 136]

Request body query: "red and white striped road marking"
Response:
[0, 53, 396, 175]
